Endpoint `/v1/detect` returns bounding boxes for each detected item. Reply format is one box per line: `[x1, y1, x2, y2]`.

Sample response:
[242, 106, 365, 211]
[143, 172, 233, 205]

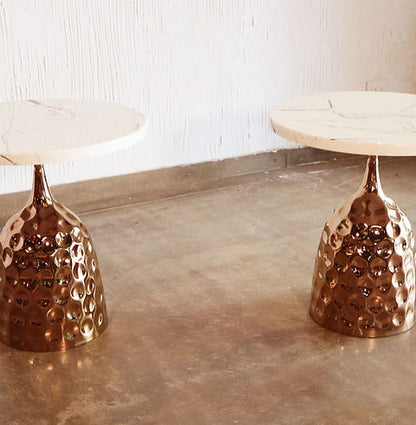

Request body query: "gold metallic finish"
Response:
[0, 165, 108, 351]
[310, 156, 415, 337]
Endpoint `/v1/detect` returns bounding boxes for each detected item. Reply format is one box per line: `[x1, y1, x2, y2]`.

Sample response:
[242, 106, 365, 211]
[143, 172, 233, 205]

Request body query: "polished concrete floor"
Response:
[2, 156, 416, 424]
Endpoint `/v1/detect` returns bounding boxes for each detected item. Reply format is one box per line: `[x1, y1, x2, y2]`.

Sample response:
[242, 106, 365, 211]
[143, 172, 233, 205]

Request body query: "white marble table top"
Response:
[270, 91, 416, 156]
[0, 100, 147, 165]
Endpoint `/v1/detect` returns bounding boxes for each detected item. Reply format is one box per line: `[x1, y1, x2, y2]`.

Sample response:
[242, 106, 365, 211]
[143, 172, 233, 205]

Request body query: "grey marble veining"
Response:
[0, 99, 146, 165]
[270, 91, 416, 156]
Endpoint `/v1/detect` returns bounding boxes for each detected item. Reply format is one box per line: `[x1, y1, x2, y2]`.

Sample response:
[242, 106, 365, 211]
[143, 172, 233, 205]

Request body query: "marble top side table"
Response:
[270, 91, 416, 337]
[0, 100, 146, 351]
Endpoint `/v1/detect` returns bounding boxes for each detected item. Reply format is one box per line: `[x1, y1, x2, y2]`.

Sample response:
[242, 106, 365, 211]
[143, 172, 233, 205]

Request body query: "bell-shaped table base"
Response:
[0, 165, 108, 351]
[310, 156, 415, 337]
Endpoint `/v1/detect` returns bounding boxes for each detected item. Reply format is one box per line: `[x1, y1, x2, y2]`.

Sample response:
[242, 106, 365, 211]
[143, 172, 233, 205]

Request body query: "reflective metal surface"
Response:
[0, 165, 108, 351]
[310, 156, 415, 337]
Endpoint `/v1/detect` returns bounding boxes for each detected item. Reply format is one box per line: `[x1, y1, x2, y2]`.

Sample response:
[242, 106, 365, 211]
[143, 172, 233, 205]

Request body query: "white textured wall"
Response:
[0, 0, 415, 193]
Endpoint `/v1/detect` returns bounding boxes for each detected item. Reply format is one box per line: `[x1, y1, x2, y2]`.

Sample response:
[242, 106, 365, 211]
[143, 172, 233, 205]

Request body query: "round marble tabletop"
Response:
[270, 91, 416, 156]
[0, 100, 147, 165]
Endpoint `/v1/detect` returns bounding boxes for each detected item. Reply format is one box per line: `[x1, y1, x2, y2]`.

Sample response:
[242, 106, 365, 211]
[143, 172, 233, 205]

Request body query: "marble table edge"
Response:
[269, 91, 416, 157]
[1, 122, 147, 166]
[0, 108, 147, 166]
[269, 119, 411, 157]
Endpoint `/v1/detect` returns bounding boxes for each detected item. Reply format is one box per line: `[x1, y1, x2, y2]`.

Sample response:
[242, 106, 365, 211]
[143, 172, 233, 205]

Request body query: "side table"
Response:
[0, 99, 146, 351]
[270, 91, 416, 337]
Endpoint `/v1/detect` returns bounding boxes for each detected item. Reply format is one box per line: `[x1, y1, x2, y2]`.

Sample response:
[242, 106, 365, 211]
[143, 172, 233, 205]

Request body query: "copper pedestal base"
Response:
[0, 165, 108, 351]
[310, 156, 415, 337]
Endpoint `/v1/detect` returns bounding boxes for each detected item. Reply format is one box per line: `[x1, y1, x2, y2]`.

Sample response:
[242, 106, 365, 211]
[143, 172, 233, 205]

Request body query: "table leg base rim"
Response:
[0, 320, 108, 352]
[309, 309, 415, 338]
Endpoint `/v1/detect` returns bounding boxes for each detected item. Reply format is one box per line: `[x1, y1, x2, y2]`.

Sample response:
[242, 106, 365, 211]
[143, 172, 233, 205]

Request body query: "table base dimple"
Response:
[310, 156, 415, 337]
[0, 165, 108, 351]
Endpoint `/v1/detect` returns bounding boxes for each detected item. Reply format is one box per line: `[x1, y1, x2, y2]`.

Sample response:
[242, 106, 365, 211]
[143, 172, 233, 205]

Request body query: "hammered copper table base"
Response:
[0, 165, 108, 351]
[310, 156, 415, 337]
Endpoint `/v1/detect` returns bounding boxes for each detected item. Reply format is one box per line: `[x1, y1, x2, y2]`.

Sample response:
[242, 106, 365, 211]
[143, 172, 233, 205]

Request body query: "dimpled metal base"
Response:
[0, 165, 108, 351]
[310, 156, 415, 337]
